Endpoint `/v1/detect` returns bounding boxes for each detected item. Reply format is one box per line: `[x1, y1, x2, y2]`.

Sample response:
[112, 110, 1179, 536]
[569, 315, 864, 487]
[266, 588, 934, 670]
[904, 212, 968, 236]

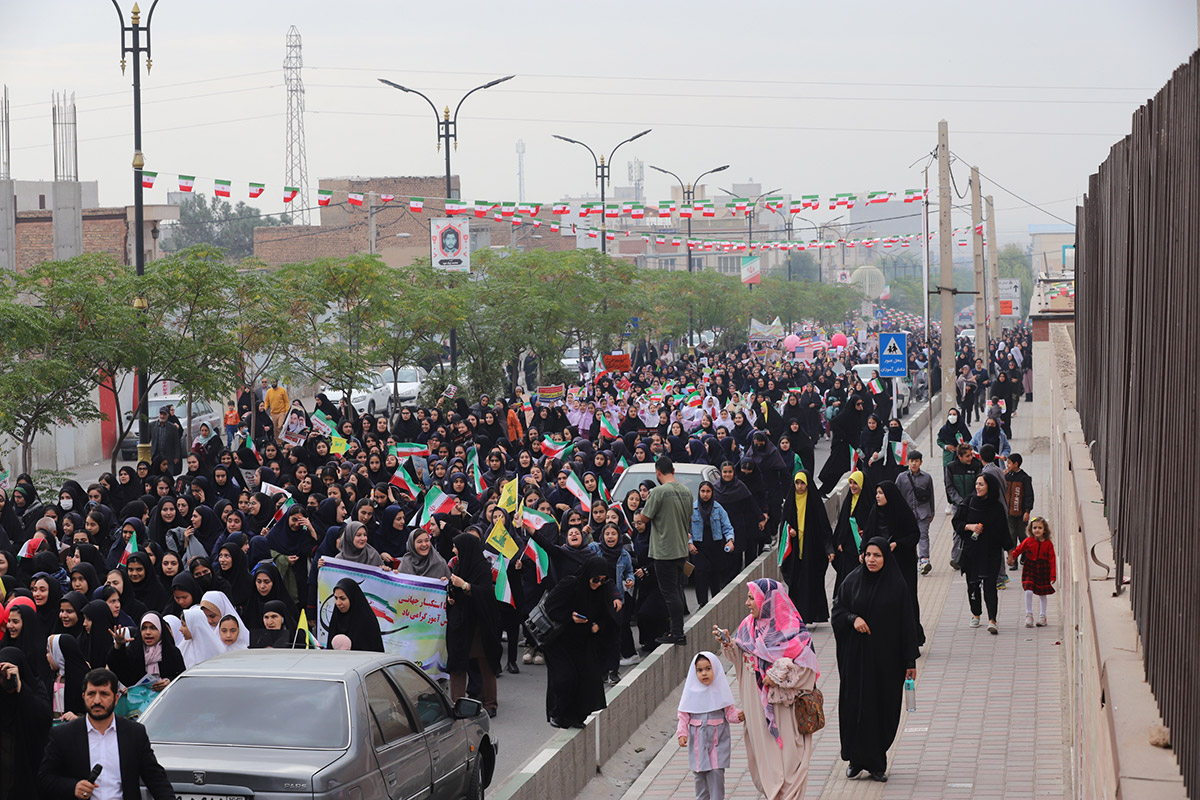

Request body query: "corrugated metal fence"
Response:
[1076, 50, 1199, 798]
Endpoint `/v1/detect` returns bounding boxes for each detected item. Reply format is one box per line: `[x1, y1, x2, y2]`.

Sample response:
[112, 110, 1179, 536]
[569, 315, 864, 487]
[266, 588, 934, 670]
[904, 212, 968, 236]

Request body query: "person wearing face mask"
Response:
[881, 418, 914, 483]
[970, 417, 1011, 459]
[936, 410, 973, 515]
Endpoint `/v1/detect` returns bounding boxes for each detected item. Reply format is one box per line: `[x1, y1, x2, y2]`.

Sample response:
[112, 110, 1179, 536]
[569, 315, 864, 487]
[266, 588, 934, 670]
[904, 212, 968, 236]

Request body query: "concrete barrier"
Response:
[491, 392, 947, 800]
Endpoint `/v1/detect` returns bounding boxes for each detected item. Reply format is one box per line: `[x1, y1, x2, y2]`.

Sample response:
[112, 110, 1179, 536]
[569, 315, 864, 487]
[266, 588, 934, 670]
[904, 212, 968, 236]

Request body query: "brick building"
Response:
[253, 175, 577, 267]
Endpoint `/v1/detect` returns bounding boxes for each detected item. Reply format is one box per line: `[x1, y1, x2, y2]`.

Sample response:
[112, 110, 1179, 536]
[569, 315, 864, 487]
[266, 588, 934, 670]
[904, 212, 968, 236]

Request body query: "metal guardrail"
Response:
[1076, 48, 1200, 799]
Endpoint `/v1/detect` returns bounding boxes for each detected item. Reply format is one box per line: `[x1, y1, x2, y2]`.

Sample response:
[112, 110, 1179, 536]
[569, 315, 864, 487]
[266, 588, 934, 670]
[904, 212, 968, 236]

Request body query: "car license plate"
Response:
[176, 795, 248, 800]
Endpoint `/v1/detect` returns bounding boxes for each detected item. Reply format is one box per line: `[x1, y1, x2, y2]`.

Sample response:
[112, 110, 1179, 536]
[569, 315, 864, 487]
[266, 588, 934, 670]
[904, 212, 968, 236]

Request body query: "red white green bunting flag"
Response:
[599, 414, 619, 439]
[347, 192, 364, 207]
[679, 204, 693, 219]
[501, 201, 516, 217]
[283, 187, 299, 202]
[764, 196, 784, 211]
[178, 175, 195, 192]
[552, 202, 570, 215]
[586, 228, 598, 239]
[702, 203, 716, 217]
[605, 231, 616, 241]
[658, 201, 676, 217]
[830, 193, 856, 209]
[379, 194, 395, 203]
[404, 197, 421, 211]
[801, 195, 821, 210]
[249, 182, 265, 198]
[727, 198, 750, 214]
[605, 204, 619, 219]
[620, 201, 634, 216]
[473, 200, 492, 217]
[141, 171, 157, 189]
[317, 190, 333, 206]
[214, 179, 231, 197]
[629, 203, 645, 219]
[445, 199, 468, 214]
[563, 470, 590, 507]
[866, 191, 891, 205]
[903, 189, 924, 203]
[518, 203, 541, 215]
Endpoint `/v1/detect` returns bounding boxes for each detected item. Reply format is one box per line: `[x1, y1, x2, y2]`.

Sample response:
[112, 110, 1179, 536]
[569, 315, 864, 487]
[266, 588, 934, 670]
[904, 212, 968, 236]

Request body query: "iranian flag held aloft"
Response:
[522, 535, 551, 583]
[389, 461, 420, 499]
[890, 440, 909, 465]
[418, 486, 458, 524]
[563, 470, 591, 507]
[599, 413, 619, 439]
[120, 529, 138, 566]
[868, 378, 884, 395]
[540, 439, 574, 460]
[393, 442, 430, 458]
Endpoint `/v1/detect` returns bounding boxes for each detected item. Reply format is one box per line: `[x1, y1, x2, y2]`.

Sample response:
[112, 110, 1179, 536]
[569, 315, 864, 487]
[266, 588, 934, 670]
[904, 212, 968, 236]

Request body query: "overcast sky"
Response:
[2, 0, 1195, 242]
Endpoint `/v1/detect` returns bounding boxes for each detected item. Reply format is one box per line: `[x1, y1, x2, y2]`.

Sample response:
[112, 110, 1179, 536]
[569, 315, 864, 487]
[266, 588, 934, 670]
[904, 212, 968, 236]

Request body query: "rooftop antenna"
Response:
[52, 91, 78, 182]
[283, 26, 310, 224]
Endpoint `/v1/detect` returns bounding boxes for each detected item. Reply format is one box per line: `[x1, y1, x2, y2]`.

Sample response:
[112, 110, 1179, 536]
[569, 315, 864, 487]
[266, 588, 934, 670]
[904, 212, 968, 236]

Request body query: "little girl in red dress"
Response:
[1008, 516, 1056, 627]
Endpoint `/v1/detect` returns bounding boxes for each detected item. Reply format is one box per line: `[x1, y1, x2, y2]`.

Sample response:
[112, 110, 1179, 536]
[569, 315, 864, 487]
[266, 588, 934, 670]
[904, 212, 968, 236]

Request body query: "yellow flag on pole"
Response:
[498, 476, 519, 513]
[486, 516, 519, 559]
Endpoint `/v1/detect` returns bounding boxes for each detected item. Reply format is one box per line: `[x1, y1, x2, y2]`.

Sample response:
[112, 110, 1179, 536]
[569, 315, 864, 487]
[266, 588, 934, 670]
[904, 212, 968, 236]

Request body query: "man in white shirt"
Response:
[39, 668, 174, 800]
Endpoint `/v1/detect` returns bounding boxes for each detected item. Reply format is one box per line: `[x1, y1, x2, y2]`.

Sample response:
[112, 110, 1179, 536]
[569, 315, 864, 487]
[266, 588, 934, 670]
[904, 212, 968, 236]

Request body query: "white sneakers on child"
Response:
[1036, 615, 1047, 627]
[1024, 613, 1034, 628]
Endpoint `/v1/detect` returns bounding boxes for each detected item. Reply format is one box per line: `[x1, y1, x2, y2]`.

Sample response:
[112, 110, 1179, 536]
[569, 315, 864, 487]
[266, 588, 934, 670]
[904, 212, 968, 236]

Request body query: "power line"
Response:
[9, 85, 281, 124]
[308, 109, 1122, 138]
[310, 82, 1143, 106]
[951, 152, 1077, 226]
[7, 70, 279, 109]
[9, 113, 284, 151]
[310, 66, 1155, 93]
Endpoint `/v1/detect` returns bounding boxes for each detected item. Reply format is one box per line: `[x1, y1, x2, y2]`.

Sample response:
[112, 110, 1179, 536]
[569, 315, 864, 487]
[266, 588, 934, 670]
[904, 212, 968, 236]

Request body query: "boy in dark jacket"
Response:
[945, 443, 982, 509]
[1004, 453, 1035, 569]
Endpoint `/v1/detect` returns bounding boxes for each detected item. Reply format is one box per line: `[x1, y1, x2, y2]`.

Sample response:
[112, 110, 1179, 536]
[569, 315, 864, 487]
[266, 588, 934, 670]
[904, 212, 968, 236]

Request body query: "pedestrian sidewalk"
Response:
[618, 407, 1068, 800]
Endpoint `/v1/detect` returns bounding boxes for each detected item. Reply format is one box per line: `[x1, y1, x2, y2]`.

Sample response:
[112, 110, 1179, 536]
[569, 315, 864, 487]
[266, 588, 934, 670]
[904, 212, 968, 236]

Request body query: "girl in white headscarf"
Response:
[179, 605, 225, 668]
[677, 651, 742, 800]
[200, 590, 249, 649]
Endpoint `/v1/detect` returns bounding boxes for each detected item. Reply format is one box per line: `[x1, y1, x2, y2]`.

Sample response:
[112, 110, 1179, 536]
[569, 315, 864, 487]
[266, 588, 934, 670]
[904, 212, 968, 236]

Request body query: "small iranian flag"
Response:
[271, 497, 296, 525]
[120, 529, 138, 566]
[850, 518, 862, 551]
[347, 192, 365, 207]
[552, 202, 570, 215]
[178, 175, 195, 192]
[728, 198, 750, 215]
[473, 200, 492, 217]
[519, 203, 541, 215]
[563, 470, 591, 507]
[685, 390, 703, 408]
[377, 194, 394, 203]
[389, 462, 420, 498]
[701, 202, 716, 217]
[419, 486, 458, 524]
[850, 445, 860, 469]
[283, 187, 299, 203]
[903, 188, 925, 203]
[445, 199, 468, 215]
[520, 506, 554, 532]
[866, 191, 891, 205]
[393, 442, 430, 458]
[614, 455, 629, 476]
[522, 536, 551, 583]
[214, 179, 231, 197]
[830, 193, 856, 209]
[246, 435, 261, 464]
[802, 195, 821, 210]
[658, 201, 675, 218]
[764, 196, 784, 210]
[587, 229, 598, 239]
[679, 204, 693, 219]
[501, 202, 516, 217]
[17, 537, 40, 559]
[540, 439, 573, 460]
[402, 197, 421, 212]
[868, 378, 885, 394]
[777, 530, 793, 567]
[141, 171, 157, 189]
[605, 204, 619, 219]
[249, 182, 265, 198]
[890, 440, 908, 465]
[550, 223, 561, 233]
[317, 190, 333, 206]
[494, 554, 515, 606]
[599, 414, 619, 439]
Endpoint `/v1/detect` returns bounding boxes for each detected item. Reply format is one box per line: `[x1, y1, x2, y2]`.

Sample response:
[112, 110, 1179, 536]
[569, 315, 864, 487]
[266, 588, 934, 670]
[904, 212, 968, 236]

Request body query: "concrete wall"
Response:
[1044, 324, 1186, 800]
[0, 179, 15, 270]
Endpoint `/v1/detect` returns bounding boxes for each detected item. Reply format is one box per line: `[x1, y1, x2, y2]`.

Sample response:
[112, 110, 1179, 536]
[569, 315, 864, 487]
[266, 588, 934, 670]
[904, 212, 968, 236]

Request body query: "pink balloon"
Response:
[782, 334, 801, 350]
[830, 333, 848, 348]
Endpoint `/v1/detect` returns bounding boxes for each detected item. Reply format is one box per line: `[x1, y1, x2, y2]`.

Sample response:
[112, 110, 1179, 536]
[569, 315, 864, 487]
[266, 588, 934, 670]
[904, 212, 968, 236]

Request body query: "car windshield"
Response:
[395, 368, 422, 383]
[142, 677, 350, 749]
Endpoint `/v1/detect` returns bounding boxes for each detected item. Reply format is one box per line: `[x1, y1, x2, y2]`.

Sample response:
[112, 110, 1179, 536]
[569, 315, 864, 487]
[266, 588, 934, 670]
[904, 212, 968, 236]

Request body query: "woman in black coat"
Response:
[325, 576, 385, 652]
[712, 461, 765, 580]
[952, 472, 1009, 632]
[818, 395, 865, 496]
[446, 532, 501, 716]
[865, 481, 925, 646]
[542, 556, 611, 729]
[779, 470, 835, 624]
[831, 470, 874, 597]
[831, 537, 919, 782]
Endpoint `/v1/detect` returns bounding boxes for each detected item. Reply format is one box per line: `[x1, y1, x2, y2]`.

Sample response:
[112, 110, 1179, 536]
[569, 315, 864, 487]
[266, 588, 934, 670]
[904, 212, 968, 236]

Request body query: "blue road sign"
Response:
[874, 308, 887, 319]
[879, 332, 907, 378]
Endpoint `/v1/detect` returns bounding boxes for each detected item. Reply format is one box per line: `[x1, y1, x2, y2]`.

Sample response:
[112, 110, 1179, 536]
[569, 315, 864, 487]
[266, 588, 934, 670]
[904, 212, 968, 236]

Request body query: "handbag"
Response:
[949, 534, 964, 571]
[793, 687, 825, 734]
[524, 592, 565, 649]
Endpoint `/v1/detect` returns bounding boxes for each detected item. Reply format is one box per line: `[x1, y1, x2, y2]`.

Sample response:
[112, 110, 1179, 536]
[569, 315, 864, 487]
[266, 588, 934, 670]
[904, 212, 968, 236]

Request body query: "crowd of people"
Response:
[0, 321, 1042, 797]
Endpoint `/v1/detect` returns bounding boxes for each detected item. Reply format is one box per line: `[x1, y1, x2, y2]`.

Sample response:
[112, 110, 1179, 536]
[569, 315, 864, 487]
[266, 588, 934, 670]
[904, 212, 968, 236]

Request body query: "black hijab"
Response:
[216, 540, 252, 610]
[164, 572, 202, 618]
[55, 590, 88, 638]
[245, 561, 297, 629]
[124, 551, 167, 613]
[79, 599, 116, 669]
[325, 577, 384, 652]
[69, 562, 101, 598]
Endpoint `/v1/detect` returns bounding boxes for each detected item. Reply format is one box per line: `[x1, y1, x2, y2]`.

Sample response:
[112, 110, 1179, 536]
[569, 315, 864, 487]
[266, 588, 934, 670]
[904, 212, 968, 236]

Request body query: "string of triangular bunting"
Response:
[143, 171, 986, 250]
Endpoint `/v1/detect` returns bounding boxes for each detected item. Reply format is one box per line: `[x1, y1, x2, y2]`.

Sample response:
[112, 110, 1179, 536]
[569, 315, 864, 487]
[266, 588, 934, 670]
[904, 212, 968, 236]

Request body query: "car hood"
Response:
[153, 742, 345, 793]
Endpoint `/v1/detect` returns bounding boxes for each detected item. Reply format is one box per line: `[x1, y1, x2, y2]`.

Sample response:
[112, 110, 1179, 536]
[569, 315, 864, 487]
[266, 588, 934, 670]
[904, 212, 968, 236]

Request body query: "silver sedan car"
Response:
[138, 650, 496, 800]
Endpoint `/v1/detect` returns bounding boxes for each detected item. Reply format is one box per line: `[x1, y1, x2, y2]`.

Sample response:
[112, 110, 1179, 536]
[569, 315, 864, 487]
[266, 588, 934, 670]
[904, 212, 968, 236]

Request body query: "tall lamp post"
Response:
[110, 0, 160, 464]
[378, 74, 514, 374]
[648, 163, 729, 348]
[552, 130, 651, 255]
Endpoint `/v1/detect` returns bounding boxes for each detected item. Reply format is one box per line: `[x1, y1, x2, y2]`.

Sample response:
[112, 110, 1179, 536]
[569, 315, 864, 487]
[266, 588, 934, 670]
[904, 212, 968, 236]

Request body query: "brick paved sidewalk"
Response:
[621, 409, 1068, 799]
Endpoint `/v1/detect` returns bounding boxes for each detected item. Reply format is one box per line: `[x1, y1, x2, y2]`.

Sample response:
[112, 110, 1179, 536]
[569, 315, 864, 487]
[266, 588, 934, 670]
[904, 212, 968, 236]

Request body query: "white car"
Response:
[324, 373, 388, 417]
[379, 366, 428, 415]
[609, 462, 720, 505]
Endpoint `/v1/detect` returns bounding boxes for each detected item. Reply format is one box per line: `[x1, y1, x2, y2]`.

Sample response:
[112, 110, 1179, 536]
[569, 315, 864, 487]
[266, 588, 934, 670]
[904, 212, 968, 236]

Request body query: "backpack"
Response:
[523, 591, 565, 649]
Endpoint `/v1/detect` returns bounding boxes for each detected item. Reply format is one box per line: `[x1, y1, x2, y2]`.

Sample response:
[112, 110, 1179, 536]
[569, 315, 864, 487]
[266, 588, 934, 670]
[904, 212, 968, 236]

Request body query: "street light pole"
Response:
[648, 163, 729, 347]
[378, 74, 514, 374]
[552, 130, 652, 255]
[110, 0, 160, 464]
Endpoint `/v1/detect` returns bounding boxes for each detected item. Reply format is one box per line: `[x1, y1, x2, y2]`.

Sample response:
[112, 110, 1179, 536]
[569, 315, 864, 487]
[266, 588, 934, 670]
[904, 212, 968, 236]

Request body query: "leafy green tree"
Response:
[167, 193, 291, 261]
[0, 255, 111, 474]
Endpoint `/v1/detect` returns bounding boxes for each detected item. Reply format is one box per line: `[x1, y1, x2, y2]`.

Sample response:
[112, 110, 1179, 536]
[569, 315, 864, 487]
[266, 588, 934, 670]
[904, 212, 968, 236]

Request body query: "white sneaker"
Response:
[1024, 614, 1034, 628]
[1036, 615, 1047, 627]
[945, 504, 953, 515]
[618, 654, 640, 667]
[969, 617, 981, 628]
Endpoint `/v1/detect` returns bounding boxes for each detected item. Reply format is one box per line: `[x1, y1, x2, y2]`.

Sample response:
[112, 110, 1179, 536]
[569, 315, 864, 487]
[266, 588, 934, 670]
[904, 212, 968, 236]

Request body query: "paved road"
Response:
[603, 404, 1067, 800]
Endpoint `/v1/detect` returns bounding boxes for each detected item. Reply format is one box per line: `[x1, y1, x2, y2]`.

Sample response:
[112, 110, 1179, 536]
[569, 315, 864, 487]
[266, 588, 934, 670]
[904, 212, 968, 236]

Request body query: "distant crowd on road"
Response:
[0, 322, 1050, 798]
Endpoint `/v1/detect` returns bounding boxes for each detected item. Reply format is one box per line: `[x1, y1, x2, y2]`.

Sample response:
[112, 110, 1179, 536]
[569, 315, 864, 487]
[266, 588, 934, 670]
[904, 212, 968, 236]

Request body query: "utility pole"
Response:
[970, 166, 986, 359]
[986, 194, 1000, 342]
[367, 191, 376, 254]
[937, 121, 956, 413]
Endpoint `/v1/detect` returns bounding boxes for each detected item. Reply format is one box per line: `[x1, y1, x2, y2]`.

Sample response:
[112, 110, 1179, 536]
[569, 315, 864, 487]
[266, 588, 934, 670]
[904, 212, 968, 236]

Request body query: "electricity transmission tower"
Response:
[283, 26, 309, 225]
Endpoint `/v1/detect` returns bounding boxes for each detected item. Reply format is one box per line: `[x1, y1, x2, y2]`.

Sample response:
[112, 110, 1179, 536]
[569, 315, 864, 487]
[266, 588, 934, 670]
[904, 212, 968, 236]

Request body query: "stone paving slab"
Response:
[620, 408, 1068, 799]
